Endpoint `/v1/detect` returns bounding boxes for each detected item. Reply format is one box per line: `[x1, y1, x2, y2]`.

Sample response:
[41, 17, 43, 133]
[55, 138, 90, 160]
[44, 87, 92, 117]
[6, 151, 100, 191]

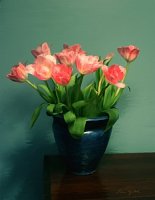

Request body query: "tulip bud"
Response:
[117, 45, 140, 62]
[7, 63, 28, 82]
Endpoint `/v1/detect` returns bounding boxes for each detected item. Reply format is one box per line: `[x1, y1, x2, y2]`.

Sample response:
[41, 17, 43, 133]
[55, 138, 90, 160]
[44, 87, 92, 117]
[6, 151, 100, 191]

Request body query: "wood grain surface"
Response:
[44, 153, 155, 200]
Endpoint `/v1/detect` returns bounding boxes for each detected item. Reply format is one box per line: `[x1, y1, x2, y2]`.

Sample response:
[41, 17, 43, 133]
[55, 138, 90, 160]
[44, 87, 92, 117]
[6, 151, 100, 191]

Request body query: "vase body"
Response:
[52, 116, 112, 175]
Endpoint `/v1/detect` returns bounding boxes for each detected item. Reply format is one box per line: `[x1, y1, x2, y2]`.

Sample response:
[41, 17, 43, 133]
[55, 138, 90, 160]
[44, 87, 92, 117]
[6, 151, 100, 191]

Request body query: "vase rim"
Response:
[86, 115, 108, 122]
[53, 115, 108, 121]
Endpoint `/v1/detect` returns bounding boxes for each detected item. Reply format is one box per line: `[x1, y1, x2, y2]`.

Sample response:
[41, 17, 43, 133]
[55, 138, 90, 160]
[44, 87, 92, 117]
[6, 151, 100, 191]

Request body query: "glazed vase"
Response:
[52, 115, 112, 175]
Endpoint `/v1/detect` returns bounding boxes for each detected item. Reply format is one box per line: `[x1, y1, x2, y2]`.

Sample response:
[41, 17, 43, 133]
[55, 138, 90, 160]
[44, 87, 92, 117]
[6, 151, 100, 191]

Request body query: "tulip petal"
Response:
[115, 82, 126, 88]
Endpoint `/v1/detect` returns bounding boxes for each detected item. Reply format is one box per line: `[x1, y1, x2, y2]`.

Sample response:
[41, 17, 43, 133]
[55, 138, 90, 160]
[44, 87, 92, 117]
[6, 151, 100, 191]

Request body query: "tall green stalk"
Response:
[26, 80, 38, 90]
[65, 86, 71, 109]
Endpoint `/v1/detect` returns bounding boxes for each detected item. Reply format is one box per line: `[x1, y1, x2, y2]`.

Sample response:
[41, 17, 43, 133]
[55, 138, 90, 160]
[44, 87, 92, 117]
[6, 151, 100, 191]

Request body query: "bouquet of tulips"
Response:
[7, 43, 140, 138]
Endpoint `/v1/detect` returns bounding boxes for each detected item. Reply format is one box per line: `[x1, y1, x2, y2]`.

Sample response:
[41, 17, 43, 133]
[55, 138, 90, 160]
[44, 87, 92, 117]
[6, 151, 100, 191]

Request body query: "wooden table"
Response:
[44, 153, 155, 200]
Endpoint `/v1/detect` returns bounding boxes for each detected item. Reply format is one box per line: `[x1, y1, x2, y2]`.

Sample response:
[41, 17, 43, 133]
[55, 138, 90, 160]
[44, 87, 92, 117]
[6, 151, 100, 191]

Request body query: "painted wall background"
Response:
[0, 0, 155, 199]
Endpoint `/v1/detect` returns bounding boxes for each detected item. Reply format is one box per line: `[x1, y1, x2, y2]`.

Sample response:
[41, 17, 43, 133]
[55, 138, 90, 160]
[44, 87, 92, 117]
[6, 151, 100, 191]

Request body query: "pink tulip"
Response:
[63, 44, 86, 55]
[55, 44, 86, 65]
[117, 45, 140, 62]
[103, 52, 114, 65]
[102, 64, 126, 88]
[31, 42, 51, 58]
[7, 63, 28, 82]
[55, 50, 76, 65]
[104, 52, 114, 62]
[51, 64, 72, 85]
[76, 54, 102, 75]
[27, 55, 56, 80]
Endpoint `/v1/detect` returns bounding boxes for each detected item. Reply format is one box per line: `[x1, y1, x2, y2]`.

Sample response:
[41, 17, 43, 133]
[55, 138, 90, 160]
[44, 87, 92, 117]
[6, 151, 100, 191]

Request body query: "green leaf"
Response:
[68, 117, 87, 138]
[103, 108, 119, 131]
[46, 103, 68, 116]
[82, 85, 101, 117]
[64, 111, 76, 124]
[30, 103, 45, 128]
[37, 90, 50, 102]
[72, 100, 88, 116]
[62, 74, 76, 104]
[111, 88, 124, 107]
[67, 74, 76, 87]
[37, 84, 55, 103]
[76, 74, 84, 87]
[102, 85, 114, 109]
[82, 82, 96, 100]
[67, 74, 84, 103]
[81, 98, 100, 118]
[72, 100, 87, 110]
[64, 111, 87, 138]
[54, 103, 68, 114]
[55, 85, 66, 103]
[46, 104, 55, 116]
[38, 84, 51, 96]
[95, 68, 102, 89]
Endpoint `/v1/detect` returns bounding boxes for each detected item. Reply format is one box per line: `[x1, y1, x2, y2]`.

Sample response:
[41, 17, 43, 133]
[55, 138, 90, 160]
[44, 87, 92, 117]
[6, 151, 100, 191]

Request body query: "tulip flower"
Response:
[103, 52, 114, 65]
[55, 43, 86, 65]
[76, 54, 102, 75]
[27, 55, 56, 80]
[31, 42, 51, 58]
[117, 45, 140, 63]
[7, 63, 28, 82]
[55, 50, 76, 65]
[63, 44, 86, 55]
[102, 64, 126, 88]
[51, 64, 72, 85]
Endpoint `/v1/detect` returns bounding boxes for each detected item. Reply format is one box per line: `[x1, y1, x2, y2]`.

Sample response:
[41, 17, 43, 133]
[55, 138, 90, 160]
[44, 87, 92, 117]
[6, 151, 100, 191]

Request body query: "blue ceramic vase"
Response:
[52, 116, 112, 175]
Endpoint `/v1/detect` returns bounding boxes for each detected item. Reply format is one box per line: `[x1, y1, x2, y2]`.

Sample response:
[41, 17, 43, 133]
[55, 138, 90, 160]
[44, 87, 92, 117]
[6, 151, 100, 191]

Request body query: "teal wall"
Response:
[0, 0, 155, 199]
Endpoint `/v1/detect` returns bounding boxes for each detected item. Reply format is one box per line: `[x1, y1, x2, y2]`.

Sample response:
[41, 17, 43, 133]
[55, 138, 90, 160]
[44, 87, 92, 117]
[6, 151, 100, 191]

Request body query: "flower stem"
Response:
[44, 80, 53, 94]
[75, 74, 84, 101]
[98, 75, 104, 95]
[26, 80, 38, 90]
[65, 86, 71, 109]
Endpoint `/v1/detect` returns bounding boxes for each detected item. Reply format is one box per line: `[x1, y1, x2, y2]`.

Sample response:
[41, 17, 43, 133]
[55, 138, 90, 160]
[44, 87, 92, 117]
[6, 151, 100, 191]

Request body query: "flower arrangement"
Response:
[7, 43, 140, 138]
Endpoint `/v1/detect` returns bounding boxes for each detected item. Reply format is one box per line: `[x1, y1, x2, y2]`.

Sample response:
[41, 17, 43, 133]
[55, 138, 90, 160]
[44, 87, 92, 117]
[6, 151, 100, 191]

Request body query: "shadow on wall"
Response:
[0, 90, 57, 200]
